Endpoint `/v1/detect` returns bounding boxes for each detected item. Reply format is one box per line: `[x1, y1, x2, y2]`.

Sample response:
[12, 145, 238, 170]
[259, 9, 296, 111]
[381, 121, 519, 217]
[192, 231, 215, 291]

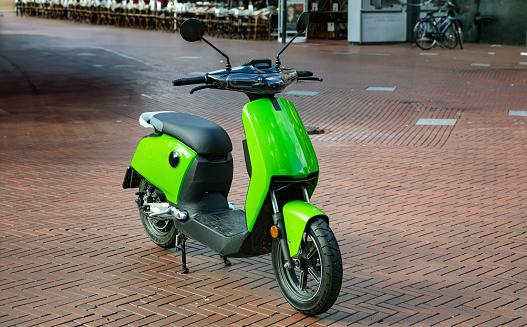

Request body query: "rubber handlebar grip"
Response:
[173, 76, 207, 86]
[296, 70, 313, 77]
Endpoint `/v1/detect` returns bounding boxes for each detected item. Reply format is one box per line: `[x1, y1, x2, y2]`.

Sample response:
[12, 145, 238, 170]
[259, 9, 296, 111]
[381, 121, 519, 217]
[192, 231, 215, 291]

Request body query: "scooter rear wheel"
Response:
[138, 178, 177, 248]
[272, 217, 342, 316]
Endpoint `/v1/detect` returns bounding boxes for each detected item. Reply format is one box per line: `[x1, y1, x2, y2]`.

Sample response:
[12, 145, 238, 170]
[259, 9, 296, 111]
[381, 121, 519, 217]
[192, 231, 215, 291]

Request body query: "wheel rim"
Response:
[143, 214, 172, 237]
[443, 26, 457, 48]
[280, 230, 323, 301]
[416, 23, 435, 48]
[457, 26, 463, 48]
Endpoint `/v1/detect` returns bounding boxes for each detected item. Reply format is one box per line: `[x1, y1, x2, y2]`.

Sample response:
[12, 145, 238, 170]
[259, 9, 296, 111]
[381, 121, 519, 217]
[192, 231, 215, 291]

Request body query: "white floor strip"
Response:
[286, 91, 319, 96]
[366, 86, 396, 91]
[509, 110, 527, 116]
[416, 119, 457, 126]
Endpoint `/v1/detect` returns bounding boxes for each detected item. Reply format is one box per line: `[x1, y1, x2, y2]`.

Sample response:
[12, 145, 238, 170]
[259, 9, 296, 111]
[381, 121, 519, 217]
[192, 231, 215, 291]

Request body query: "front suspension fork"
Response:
[271, 191, 295, 270]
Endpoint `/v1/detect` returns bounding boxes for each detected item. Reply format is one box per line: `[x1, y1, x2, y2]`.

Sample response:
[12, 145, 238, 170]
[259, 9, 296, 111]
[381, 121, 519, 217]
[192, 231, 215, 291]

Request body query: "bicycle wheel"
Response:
[442, 24, 458, 49]
[455, 21, 464, 49]
[414, 21, 438, 50]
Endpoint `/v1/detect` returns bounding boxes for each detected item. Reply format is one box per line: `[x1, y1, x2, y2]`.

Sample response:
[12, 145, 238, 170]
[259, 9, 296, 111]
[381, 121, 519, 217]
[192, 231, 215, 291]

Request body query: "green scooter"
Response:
[123, 13, 342, 315]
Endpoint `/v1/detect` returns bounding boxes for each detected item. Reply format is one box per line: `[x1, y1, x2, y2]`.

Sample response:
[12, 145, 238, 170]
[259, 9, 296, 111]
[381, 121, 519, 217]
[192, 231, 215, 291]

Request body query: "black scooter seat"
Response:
[150, 112, 232, 155]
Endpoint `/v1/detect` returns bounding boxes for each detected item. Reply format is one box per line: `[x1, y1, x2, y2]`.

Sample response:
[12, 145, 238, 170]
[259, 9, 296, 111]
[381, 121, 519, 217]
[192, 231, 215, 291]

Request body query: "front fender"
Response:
[283, 200, 328, 256]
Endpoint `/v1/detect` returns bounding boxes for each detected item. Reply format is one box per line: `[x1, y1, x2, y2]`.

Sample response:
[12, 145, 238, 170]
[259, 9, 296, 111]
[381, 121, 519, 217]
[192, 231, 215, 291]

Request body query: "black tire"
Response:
[138, 178, 177, 248]
[272, 217, 342, 316]
[442, 24, 458, 49]
[455, 22, 464, 49]
[414, 20, 438, 50]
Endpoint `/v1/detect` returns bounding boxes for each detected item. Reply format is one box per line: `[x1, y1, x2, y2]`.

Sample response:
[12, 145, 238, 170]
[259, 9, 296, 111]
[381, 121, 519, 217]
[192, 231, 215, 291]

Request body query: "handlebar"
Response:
[172, 68, 320, 94]
[298, 77, 323, 82]
[173, 76, 207, 86]
[190, 84, 218, 94]
[297, 70, 313, 77]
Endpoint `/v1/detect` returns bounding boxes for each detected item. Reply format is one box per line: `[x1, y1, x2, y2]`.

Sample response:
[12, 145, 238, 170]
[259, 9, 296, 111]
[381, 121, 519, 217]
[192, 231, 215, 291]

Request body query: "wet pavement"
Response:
[1, 12, 527, 327]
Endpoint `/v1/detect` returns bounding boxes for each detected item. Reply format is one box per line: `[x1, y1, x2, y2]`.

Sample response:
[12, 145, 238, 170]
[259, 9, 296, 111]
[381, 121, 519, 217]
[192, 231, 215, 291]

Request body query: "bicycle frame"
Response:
[414, 6, 462, 50]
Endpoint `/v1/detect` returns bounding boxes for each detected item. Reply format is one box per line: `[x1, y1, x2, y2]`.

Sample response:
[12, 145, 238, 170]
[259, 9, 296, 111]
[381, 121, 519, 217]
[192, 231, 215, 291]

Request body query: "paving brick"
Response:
[38, 313, 80, 327]
[204, 315, 245, 327]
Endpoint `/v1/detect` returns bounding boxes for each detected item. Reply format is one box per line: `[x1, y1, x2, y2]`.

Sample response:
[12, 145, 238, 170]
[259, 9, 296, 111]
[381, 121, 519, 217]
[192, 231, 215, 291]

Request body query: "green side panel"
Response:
[130, 134, 196, 204]
[283, 200, 328, 256]
[242, 98, 319, 231]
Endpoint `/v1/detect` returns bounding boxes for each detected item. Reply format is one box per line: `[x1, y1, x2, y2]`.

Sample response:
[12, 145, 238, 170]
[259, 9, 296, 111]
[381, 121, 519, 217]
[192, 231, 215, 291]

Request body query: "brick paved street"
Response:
[1, 13, 526, 326]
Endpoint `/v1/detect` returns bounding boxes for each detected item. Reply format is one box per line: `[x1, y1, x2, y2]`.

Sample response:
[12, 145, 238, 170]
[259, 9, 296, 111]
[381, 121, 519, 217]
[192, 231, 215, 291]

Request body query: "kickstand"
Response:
[177, 233, 190, 274]
[221, 256, 231, 266]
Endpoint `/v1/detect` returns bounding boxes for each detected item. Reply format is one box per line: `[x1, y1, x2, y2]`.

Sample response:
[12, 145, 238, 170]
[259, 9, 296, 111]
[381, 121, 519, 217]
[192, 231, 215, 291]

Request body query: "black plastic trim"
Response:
[236, 194, 274, 257]
[169, 151, 180, 168]
[177, 153, 233, 211]
[270, 171, 320, 211]
[270, 98, 282, 111]
[173, 209, 249, 256]
[270, 172, 319, 191]
[242, 139, 252, 177]
[122, 166, 143, 189]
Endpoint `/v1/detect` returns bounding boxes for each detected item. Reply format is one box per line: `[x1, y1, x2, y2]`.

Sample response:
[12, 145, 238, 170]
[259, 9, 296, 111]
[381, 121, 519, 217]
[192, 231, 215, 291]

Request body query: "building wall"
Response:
[455, 0, 478, 43]
[2, 0, 526, 45]
[457, 0, 526, 46]
[0, 0, 15, 10]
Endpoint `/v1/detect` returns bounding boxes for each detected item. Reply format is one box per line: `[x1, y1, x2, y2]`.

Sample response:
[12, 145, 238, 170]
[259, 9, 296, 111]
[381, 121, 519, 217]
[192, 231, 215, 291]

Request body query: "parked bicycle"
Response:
[414, 0, 463, 50]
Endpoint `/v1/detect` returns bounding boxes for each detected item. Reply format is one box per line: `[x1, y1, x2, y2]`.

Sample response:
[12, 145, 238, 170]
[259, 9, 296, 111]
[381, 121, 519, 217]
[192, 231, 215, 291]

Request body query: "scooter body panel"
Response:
[283, 200, 328, 256]
[242, 97, 319, 231]
[131, 133, 197, 204]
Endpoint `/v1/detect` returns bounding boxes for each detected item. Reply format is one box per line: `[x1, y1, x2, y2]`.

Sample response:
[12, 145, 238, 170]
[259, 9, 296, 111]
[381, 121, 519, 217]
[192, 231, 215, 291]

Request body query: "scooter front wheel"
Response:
[138, 178, 177, 248]
[272, 217, 342, 316]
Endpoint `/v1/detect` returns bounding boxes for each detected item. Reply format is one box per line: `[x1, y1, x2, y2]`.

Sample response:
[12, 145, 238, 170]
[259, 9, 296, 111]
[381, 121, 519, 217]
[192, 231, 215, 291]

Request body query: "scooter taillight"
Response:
[417, 18, 421, 22]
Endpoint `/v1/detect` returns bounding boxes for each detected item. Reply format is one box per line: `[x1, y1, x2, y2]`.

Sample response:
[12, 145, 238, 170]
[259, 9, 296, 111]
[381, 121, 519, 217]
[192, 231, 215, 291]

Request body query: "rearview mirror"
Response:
[180, 19, 205, 42]
[276, 12, 310, 68]
[179, 18, 232, 71]
[296, 12, 309, 33]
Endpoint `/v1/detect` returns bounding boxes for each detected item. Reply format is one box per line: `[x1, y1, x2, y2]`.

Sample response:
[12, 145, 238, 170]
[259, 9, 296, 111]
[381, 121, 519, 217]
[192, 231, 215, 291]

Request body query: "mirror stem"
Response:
[200, 36, 232, 72]
[275, 29, 305, 69]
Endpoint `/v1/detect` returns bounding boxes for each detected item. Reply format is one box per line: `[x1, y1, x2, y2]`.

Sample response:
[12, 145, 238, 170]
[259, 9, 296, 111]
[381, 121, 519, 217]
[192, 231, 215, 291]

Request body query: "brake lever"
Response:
[190, 84, 218, 94]
[297, 77, 323, 82]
